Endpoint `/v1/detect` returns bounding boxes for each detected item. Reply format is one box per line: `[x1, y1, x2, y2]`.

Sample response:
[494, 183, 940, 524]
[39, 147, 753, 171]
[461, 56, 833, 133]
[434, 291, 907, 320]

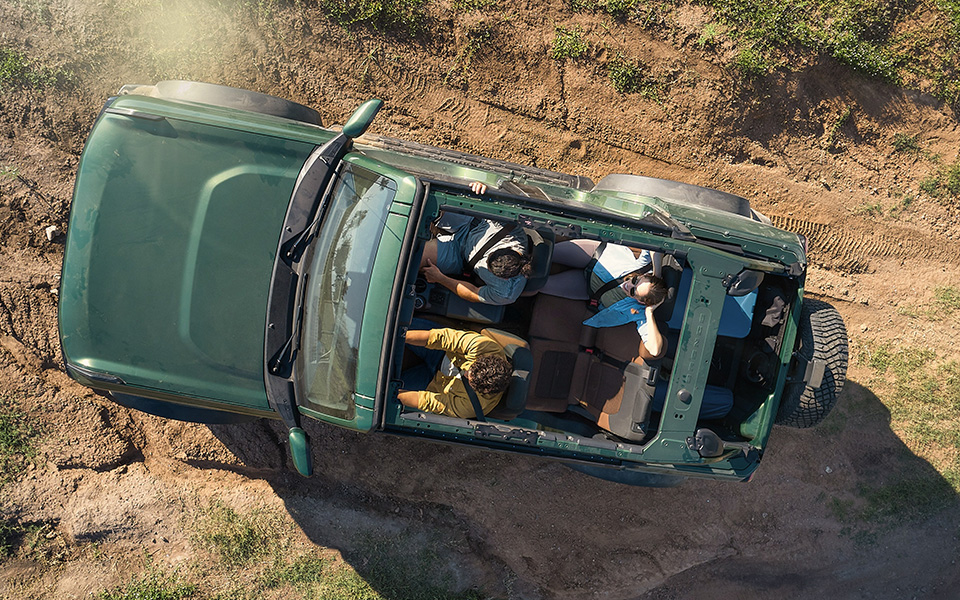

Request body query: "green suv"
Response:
[59, 81, 848, 485]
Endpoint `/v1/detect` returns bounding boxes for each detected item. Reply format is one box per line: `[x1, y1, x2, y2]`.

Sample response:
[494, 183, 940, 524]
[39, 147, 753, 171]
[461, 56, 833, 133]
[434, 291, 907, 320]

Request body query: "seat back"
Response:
[480, 328, 531, 420]
[521, 227, 556, 296]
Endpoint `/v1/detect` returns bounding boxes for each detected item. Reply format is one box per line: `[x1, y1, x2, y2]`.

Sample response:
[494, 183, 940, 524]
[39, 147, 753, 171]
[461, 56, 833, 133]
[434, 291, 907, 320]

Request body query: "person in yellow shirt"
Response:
[397, 326, 511, 418]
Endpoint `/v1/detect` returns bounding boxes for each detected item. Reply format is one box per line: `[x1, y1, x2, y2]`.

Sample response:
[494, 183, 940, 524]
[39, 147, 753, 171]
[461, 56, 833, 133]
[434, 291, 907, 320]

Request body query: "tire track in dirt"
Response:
[768, 214, 960, 269]
[381, 63, 960, 276]
[387, 64, 687, 176]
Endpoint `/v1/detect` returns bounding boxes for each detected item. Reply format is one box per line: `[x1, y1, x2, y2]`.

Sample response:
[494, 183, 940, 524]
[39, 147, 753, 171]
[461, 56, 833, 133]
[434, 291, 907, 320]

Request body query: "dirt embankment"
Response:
[1, 1, 959, 598]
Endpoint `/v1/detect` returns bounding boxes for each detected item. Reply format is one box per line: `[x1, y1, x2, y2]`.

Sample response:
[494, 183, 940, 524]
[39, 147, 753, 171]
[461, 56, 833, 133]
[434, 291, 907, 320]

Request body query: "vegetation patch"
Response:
[191, 501, 282, 567]
[551, 25, 589, 61]
[689, 0, 957, 105]
[608, 54, 664, 100]
[857, 340, 960, 502]
[445, 21, 496, 86]
[919, 160, 960, 203]
[891, 132, 922, 155]
[452, 0, 499, 10]
[96, 564, 198, 600]
[0, 46, 69, 91]
[0, 397, 38, 484]
[318, 0, 428, 35]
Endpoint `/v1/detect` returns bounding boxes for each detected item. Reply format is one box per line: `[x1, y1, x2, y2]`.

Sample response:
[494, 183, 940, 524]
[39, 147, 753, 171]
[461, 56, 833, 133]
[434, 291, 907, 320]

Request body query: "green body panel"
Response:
[60, 89, 820, 483]
[60, 101, 316, 411]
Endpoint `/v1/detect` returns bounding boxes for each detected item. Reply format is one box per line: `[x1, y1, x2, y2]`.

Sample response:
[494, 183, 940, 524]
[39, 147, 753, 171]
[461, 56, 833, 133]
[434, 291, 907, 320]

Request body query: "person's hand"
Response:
[421, 259, 445, 283]
[470, 181, 487, 195]
[646, 298, 664, 311]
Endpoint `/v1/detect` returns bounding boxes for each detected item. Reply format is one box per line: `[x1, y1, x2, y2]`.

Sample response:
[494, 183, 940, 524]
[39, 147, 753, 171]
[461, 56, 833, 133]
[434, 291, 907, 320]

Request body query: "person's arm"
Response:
[403, 329, 431, 347]
[422, 259, 483, 303]
[633, 301, 665, 361]
[640, 304, 665, 359]
[397, 390, 450, 415]
[397, 390, 421, 408]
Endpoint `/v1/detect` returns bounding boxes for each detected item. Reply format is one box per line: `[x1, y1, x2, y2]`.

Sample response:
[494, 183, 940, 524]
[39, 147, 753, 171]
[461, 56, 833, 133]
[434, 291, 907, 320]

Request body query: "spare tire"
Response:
[776, 299, 848, 428]
[593, 173, 753, 218]
[119, 80, 322, 126]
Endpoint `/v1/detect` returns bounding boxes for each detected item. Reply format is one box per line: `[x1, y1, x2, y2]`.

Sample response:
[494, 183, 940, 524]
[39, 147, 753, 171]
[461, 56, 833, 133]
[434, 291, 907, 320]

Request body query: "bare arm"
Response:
[422, 259, 482, 303]
[635, 303, 666, 362]
[397, 390, 421, 408]
[404, 329, 431, 347]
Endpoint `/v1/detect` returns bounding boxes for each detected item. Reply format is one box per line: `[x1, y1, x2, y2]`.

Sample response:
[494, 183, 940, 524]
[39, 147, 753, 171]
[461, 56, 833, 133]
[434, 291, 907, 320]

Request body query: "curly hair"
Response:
[468, 354, 512, 395]
[487, 247, 533, 279]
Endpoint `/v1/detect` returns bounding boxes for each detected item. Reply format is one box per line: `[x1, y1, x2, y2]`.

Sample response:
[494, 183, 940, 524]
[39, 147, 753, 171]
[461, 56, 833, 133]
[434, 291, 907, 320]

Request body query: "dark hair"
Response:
[635, 274, 668, 306]
[487, 247, 533, 279]
[469, 354, 512, 396]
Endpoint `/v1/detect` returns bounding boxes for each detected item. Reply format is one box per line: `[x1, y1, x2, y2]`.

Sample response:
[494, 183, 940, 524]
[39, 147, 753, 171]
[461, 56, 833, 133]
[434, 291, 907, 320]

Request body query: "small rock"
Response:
[860, 324, 869, 332]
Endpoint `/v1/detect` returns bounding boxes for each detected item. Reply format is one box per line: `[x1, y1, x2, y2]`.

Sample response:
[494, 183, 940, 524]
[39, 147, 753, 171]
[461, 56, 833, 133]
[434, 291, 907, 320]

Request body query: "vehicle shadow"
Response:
[206, 378, 959, 599]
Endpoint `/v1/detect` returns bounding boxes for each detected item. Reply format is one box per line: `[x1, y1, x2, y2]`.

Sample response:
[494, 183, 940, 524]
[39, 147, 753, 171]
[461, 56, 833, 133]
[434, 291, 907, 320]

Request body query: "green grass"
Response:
[919, 160, 960, 203]
[822, 105, 852, 151]
[933, 286, 960, 314]
[191, 501, 282, 567]
[857, 340, 960, 499]
[452, 0, 499, 10]
[0, 46, 69, 91]
[608, 53, 665, 99]
[696, 22, 723, 49]
[96, 565, 198, 600]
[318, 0, 428, 34]
[445, 21, 496, 86]
[551, 25, 589, 61]
[891, 132, 922, 155]
[185, 501, 486, 599]
[0, 398, 38, 484]
[565, 0, 960, 106]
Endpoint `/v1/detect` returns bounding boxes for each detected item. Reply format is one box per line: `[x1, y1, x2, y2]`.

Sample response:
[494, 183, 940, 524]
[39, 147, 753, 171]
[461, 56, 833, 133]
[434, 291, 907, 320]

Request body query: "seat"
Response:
[480, 328, 532, 420]
[521, 227, 555, 296]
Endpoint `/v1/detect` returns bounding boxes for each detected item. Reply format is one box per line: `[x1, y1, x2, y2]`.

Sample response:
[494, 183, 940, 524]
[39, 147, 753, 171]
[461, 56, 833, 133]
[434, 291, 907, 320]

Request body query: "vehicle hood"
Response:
[59, 105, 316, 409]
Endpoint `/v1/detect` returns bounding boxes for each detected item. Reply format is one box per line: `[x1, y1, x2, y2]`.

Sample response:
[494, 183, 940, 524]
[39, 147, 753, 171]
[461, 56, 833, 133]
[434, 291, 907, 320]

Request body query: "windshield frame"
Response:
[294, 160, 400, 421]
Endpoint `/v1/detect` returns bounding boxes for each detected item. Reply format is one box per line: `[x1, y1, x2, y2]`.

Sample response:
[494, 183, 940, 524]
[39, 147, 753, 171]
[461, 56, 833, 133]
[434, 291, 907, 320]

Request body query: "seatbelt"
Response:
[585, 241, 653, 305]
[466, 221, 520, 272]
[462, 378, 488, 422]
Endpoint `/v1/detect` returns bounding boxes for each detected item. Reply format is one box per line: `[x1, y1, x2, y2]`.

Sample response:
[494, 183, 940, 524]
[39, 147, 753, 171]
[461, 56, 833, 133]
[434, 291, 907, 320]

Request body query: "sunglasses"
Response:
[624, 275, 654, 305]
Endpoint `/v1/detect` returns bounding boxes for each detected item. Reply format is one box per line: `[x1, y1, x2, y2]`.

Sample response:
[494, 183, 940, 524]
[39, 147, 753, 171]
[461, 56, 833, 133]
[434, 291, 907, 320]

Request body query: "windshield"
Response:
[297, 163, 397, 419]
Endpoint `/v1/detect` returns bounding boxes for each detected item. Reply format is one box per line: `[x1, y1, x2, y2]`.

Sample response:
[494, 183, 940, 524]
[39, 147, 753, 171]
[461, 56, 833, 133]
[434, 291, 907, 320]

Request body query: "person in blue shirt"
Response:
[419, 182, 533, 306]
[541, 239, 668, 362]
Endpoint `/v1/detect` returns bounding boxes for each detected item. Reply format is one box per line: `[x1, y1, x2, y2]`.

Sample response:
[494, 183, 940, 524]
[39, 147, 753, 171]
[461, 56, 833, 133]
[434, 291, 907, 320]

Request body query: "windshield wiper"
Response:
[283, 200, 329, 264]
[268, 273, 308, 376]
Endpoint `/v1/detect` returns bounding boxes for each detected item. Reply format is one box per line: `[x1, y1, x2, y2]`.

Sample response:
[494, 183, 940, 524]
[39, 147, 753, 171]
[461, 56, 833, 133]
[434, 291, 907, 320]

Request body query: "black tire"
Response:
[776, 299, 848, 428]
[120, 80, 322, 126]
[593, 174, 753, 218]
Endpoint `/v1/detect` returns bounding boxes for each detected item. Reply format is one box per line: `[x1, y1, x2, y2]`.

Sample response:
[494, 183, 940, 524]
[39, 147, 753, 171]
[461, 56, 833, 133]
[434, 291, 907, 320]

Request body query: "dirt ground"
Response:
[1, 0, 960, 598]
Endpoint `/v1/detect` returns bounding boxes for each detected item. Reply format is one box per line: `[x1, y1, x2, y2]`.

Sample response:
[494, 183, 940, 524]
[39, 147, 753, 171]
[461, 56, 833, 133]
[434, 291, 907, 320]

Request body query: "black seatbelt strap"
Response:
[467, 221, 520, 272]
[583, 241, 607, 279]
[462, 378, 487, 422]
[589, 262, 653, 303]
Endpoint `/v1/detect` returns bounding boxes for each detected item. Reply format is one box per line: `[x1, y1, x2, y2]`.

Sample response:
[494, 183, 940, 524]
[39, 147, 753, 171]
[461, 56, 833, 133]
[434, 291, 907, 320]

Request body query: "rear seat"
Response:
[526, 263, 757, 440]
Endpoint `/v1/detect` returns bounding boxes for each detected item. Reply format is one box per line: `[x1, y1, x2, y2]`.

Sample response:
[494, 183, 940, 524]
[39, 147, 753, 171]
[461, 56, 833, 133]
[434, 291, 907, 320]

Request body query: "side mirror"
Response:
[342, 99, 383, 139]
[724, 268, 764, 297]
[288, 427, 313, 477]
[686, 428, 724, 458]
